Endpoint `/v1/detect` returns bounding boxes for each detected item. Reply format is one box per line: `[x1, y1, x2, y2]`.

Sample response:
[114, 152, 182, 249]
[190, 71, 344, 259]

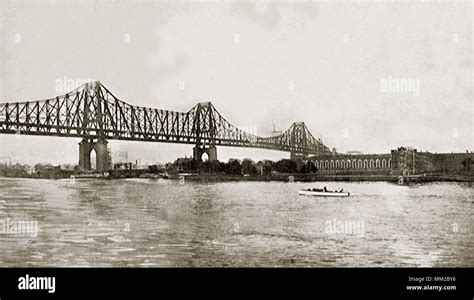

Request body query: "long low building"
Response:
[309, 147, 473, 176]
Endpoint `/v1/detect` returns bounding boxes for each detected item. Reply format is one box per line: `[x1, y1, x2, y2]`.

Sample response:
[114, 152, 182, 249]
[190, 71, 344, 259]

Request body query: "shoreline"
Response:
[167, 173, 473, 183]
[0, 173, 472, 183]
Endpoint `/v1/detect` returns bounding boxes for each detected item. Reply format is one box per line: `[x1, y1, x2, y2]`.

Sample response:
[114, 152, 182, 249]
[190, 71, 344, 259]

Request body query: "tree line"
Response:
[167, 158, 318, 176]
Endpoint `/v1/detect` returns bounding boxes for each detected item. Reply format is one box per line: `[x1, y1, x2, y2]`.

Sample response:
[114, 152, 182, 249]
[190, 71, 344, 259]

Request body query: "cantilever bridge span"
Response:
[0, 82, 331, 171]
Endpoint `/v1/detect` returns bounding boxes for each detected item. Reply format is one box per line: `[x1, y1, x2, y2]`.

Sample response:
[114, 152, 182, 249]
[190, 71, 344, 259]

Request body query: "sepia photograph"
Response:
[0, 0, 472, 297]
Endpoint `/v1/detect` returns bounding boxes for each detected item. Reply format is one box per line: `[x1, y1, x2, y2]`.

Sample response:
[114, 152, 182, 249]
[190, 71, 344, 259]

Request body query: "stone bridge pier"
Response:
[79, 138, 110, 172]
[193, 145, 217, 161]
[290, 152, 308, 160]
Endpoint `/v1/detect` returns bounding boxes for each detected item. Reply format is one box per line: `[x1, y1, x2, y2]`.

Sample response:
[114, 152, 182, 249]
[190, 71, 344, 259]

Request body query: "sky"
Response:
[0, 0, 472, 165]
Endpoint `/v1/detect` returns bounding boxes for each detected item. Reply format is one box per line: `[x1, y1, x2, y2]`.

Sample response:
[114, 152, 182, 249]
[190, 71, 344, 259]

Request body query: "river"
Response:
[0, 178, 472, 267]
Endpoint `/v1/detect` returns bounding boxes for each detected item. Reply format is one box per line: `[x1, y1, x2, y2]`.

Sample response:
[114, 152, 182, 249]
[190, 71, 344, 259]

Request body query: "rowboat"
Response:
[298, 189, 350, 197]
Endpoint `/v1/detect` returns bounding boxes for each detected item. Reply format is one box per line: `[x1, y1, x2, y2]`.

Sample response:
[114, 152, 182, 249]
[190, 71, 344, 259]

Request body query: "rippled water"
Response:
[0, 177, 472, 267]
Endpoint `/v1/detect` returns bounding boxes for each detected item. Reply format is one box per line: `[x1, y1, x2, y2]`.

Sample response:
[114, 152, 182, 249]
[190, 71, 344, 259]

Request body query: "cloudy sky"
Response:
[0, 0, 472, 165]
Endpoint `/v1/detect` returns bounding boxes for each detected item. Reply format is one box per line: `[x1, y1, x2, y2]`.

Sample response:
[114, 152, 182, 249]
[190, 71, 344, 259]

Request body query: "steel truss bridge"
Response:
[0, 82, 331, 171]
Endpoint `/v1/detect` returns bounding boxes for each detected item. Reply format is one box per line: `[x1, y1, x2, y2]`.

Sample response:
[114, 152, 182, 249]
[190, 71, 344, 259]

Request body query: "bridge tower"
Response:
[192, 102, 218, 161]
[290, 152, 308, 160]
[78, 82, 110, 172]
[289, 122, 308, 160]
[78, 138, 110, 172]
[193, 145, 217, 162]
